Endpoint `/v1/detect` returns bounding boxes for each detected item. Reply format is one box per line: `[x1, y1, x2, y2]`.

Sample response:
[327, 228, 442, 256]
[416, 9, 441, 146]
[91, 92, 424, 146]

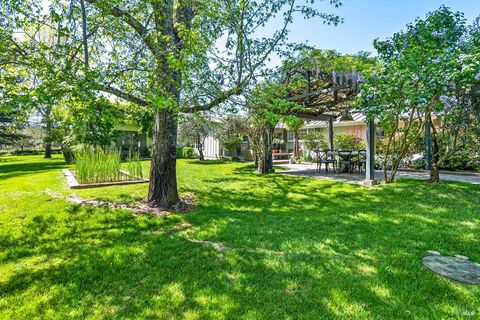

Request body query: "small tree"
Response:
[215, 115, 247, 158]
[247, 82, 301, 173]
[359, 7, 480, 183]
[178, 114, 211, 161]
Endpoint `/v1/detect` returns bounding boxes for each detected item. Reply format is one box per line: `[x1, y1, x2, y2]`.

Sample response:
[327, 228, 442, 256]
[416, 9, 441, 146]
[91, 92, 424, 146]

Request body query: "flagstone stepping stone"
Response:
[422, 254, 480, 285]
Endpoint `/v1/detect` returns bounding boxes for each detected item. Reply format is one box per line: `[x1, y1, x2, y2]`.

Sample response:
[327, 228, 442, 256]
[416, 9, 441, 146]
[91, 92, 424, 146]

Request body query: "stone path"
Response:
[422, 254, 480, 284]
[277, 163, 480, 184]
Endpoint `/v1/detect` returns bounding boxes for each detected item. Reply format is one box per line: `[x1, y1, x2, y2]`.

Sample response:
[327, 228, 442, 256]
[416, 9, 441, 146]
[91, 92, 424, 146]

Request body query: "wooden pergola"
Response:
[282, 69, 377, 185]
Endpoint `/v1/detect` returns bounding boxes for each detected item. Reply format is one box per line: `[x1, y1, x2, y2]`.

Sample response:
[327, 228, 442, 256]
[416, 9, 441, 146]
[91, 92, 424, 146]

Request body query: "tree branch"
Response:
[185, 86, 244, 113]
[84, 0, 159, 57]
[95, 84, 149, 106]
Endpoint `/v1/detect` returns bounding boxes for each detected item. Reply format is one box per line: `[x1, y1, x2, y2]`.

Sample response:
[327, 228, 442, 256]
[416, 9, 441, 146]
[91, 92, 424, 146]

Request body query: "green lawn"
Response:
[0, 155, 479, 319]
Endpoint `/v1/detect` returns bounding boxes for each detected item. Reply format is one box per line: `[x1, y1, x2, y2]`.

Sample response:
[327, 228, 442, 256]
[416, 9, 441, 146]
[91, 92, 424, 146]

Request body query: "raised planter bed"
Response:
[62, 169, 148, 189]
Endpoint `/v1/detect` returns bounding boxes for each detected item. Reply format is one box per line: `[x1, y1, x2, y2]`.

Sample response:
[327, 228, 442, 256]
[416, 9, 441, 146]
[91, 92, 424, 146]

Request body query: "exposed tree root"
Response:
[43, 189, 195, 216]
[185, 237, 226, 251]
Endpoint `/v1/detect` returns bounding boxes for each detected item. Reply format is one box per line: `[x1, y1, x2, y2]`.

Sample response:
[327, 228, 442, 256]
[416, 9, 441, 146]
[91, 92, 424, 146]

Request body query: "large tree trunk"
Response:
[147, 109, 179, 208]
[258, 124, 274, 174]
[43, 105, 53, 159]
[44, 143, 52, 159]
[430, 165, 440, 182]
[429, 125, 441, 183]
[293, 130, 300, 160]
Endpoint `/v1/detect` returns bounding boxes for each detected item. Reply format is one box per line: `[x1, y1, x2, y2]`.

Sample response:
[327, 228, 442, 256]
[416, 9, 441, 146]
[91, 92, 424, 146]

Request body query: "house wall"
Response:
[285, 123, 367, 152]
[203, 131, 221, 158]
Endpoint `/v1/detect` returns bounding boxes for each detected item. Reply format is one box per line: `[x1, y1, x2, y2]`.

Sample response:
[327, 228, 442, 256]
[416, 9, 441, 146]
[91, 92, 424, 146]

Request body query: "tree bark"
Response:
[43, 105, 53, 159]
[44, 143, 52, 159]
[147, 109, 179, 208]
[258, 124, 274, 174]
[197, 141, 205, 161]
[429, 118, 441, 183]
[430, 165, 440, 182]
[293, 130, 300, 160]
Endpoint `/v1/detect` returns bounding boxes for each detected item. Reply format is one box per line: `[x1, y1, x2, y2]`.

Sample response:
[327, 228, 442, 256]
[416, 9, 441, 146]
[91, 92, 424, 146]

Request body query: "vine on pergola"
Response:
[246, 50, 376, 173]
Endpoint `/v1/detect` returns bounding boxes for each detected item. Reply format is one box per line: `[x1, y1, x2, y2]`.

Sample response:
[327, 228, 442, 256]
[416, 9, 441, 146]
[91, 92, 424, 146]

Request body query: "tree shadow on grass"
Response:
[0, 160, 67, 181]
[187, 159, 248, 165]
[1, 162, 480, 318]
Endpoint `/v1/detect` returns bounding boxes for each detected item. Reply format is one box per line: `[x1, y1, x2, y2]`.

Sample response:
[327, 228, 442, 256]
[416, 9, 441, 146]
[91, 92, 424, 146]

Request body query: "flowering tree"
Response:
[359, 7, 480, 182]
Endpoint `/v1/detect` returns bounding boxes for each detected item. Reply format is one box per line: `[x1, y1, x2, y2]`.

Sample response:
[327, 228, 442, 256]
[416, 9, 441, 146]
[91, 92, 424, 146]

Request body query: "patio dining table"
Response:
[327, 150, 361, 173]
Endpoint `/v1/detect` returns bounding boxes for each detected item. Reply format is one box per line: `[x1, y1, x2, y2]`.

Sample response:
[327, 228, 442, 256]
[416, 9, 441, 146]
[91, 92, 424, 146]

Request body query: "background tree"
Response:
[178, 113, 211, 161]
[0, 110, 28, 147]
[214, 115, 248, 158]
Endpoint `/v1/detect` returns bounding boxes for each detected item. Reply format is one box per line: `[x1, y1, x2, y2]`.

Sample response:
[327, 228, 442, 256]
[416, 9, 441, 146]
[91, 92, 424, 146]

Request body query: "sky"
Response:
[282, 0, 480, 55]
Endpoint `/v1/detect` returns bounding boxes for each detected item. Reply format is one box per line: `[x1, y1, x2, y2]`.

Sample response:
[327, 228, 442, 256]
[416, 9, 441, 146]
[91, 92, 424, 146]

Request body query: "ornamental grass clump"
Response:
[126, 151, 143, 179]
[74, 147, 122, 184]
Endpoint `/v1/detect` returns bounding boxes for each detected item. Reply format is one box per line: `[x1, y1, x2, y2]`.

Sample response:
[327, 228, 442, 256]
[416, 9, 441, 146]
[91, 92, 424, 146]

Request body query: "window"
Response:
[298, 129, 308, 140]
[287, 130, 294, 141]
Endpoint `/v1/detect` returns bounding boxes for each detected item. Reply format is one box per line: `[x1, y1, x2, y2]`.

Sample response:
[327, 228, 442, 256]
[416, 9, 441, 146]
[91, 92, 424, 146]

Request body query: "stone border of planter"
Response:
[62, 169, 148, 189]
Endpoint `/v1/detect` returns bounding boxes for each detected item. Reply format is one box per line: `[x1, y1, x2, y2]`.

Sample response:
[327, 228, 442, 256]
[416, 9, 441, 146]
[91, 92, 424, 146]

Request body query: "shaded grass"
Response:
[0, 155, 479, 319]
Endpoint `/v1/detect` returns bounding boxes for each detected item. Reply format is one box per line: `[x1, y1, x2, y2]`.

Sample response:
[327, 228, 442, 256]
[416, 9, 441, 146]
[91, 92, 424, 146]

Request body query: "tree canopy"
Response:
[358, 6, 480, 182]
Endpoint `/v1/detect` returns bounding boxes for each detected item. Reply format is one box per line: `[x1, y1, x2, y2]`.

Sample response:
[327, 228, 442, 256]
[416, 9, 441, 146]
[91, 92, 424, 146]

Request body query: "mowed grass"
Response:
[0, 155, 479, 319]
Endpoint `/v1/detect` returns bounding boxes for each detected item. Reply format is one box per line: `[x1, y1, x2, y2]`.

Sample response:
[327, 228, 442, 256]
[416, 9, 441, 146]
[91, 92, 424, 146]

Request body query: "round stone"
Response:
[422, 255, 480, 285]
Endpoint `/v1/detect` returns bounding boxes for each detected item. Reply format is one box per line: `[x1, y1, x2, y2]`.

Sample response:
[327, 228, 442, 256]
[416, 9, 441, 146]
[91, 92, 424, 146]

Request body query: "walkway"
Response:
[277, 163, 480, 184]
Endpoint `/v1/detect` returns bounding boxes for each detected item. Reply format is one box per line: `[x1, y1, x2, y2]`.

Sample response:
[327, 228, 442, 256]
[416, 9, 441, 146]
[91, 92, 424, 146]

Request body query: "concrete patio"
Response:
[277, 163, 480, 184]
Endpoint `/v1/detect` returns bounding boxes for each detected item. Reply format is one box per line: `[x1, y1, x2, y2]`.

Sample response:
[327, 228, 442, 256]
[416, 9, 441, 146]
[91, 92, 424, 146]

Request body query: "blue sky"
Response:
[285, 0, 480, 55]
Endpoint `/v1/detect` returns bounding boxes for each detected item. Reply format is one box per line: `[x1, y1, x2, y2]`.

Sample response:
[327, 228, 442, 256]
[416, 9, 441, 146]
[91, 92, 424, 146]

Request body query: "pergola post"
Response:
[328, 117, 334, 150]
[425, 121, 432, 170]
[363, 119, 378, 186]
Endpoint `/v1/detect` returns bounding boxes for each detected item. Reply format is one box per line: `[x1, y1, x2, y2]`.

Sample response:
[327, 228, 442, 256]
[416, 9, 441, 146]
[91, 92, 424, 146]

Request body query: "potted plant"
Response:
[272, 138, 285, 153]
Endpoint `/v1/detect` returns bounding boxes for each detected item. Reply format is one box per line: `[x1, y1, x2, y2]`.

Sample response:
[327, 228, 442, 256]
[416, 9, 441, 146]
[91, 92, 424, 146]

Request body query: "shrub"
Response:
[176, 147, 184, 158]
[375, 155, 393, 170]
[62, 147, 75, 164]
[440, 151, 480, 172]
[10, 149, 43, 155]
[411, 157, 426, 170]
[334, 132, 365, 150]
[303, 132, 328, 152]
[181, 146, 195, 159]
[299, 154, 315, 163]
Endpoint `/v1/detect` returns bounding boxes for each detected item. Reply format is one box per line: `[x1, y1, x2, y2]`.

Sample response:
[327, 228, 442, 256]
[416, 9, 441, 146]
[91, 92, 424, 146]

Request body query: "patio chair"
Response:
[356, 150, 367, 173]
[319, 149, 337, 173]
[338, 150, 354, 174]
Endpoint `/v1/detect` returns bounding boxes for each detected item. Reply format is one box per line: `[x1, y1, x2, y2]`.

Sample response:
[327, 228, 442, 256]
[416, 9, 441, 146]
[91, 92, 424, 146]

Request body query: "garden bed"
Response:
[62, 169, 148, 189]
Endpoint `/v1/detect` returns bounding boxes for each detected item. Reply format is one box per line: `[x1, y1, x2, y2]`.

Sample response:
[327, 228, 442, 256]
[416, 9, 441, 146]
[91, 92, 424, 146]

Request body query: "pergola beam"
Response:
[296, 111, 336, 121]
[285, 85, 352, 102]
